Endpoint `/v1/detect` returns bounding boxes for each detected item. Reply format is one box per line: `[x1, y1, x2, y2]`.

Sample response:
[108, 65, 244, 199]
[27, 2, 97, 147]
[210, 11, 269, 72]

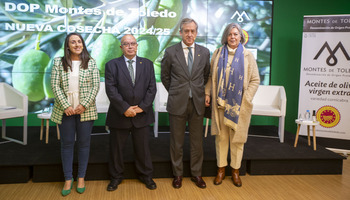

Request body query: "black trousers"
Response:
[108, 126, 153, 180]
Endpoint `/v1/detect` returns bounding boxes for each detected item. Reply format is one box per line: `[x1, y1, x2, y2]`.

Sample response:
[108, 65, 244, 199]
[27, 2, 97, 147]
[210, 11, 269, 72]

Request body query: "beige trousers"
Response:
[215, 108, 244, 169]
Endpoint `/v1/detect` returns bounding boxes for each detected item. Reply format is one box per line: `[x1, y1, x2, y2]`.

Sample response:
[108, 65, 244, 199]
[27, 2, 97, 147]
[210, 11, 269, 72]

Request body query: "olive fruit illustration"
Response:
[12, 49, 50, 102]
[137, 35, 160, 62]
[91, 33, 122, 77]
[154, 0, 182, 29]
[43, 48, 64, 98]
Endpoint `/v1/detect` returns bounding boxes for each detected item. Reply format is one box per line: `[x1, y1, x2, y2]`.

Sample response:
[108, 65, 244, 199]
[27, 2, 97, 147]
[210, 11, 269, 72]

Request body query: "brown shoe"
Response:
[191, 176, 206, 188]
[172, 176, 182, 189]
[232, 168, 242, 187]
[214, 167, 226, 185]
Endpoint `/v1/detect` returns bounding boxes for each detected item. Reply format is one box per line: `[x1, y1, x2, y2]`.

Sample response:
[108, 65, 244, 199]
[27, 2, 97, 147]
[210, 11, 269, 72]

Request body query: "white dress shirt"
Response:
[181, 41, 195, 65]
[68, 60, 81, 109]
[124, 55, 136, 80]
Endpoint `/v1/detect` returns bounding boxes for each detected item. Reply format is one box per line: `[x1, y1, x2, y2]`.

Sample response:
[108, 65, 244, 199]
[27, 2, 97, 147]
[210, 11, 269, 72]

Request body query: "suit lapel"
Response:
[174, 43, 190, 77]
[118, 56, 134, 86]
[79, 64, 85, 89]
[61, 62, 70, 94]
[192, 44, 202, 75]
[135, 56, 142, 85]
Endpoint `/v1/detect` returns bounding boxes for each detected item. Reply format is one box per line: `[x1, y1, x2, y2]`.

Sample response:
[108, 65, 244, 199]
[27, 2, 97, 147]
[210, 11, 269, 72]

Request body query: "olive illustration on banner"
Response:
[43, 48, 64, 98]
[137, 35, 160, 63]
[154, 0, 182, 29]
[91, 33, 122, 77]
[12, 49, 50, 102]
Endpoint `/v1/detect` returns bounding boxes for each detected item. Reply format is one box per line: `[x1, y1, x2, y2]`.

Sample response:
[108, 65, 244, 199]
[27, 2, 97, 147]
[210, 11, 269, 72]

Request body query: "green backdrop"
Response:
[3, 0, 350, 134]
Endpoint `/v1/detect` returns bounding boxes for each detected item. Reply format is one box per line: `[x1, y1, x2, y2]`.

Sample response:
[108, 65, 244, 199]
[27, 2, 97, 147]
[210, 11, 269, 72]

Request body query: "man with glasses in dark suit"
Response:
[105, 34, 157, 191]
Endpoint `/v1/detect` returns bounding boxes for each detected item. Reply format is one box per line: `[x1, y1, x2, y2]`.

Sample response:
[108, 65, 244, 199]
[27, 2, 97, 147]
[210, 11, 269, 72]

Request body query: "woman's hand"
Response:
[74, 104, 86, 115]
[64, 106, 75, 116]
[205, 94, 211, 107]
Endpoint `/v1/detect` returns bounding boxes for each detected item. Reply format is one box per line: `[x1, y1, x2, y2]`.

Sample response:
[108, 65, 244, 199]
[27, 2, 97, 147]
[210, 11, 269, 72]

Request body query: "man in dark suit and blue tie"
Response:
[105, 34, 157, 191]
[161, 18, 210, 189]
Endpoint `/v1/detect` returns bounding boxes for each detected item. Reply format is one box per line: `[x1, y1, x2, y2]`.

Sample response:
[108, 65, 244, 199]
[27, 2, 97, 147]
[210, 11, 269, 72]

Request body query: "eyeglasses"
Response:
[122, 42, 137, 47]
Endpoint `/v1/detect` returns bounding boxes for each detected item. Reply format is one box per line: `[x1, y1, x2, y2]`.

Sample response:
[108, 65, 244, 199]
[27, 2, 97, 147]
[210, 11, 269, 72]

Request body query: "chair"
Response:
[154, 82, 168, 137]
[0, 82, 28, 145]
[251, 85, 287, 143]
[96, 81, 110, 114]
[95, 81, 110, 134]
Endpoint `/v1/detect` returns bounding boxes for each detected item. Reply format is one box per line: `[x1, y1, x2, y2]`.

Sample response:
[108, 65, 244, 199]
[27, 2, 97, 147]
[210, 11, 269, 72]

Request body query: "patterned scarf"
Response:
[217, 43, 244, 131]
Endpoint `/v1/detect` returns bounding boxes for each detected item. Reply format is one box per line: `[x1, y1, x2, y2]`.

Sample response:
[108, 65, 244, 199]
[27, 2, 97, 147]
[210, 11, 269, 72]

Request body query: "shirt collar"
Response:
[124, 55, 136, 63]
[181, 41, 195, 49]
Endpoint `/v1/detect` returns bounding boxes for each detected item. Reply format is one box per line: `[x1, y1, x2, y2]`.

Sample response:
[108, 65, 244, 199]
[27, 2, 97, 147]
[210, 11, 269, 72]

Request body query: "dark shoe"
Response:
[191, 176, 206, 189]
[61, 178, 73, 196]
[139, 177, 157, 190]
[107, 179, 122, 191]
[232, 168, 242, 187]
[214, 167, 226, 185]
[172, 176, 182, 189]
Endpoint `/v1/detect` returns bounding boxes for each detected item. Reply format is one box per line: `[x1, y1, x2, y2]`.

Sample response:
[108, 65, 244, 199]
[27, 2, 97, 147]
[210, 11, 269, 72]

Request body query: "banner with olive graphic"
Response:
[0, 0, 272, 113]
[298, 15, 350, 140]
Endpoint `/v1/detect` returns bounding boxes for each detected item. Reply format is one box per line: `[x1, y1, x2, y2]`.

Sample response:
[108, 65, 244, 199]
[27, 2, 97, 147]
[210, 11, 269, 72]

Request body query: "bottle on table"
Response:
[49, 103, 53, 114]
[312, 110, 317, 122]
[43, 103, 53, 115]
[305, 110, 311, 121]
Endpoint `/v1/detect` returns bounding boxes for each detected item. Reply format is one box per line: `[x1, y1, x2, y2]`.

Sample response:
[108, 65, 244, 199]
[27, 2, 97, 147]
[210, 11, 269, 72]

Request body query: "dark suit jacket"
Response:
[161, 42, 210, 116]
[105, 55, 156, 129]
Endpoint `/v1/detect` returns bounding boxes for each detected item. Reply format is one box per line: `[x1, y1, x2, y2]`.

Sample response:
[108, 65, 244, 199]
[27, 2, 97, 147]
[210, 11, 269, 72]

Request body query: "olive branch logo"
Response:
[313, 42, 350, 66]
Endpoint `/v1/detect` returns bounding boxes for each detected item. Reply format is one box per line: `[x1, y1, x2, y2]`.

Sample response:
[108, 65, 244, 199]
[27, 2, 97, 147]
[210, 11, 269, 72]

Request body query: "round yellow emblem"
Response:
[317, 106, 340, 128]
[242, 29, 249, 45]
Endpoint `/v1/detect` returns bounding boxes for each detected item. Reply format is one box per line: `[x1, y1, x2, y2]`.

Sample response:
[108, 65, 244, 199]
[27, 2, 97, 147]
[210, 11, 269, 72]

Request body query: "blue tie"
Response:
[188, 47, 193, 74]
[187, 47, 193, 97]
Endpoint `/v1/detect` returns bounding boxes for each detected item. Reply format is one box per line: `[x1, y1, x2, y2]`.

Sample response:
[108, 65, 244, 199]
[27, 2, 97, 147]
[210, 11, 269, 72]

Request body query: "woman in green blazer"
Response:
[51, 33, 100, 196]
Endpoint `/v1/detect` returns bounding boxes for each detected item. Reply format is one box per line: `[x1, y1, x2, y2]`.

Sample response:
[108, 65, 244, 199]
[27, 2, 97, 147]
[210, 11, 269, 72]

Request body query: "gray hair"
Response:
[179, 18, 198, 32]
[221, 23, 245, 45]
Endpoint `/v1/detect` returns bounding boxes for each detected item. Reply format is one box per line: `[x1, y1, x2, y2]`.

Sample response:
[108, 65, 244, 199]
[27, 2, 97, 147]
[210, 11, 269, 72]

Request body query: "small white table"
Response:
[294, 119, 319, 150]
[37, 113, 60, 144]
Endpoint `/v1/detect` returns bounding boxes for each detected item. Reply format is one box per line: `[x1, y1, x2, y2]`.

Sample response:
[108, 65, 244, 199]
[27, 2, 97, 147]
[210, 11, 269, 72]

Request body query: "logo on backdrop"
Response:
[313, 42, 350, 66]
[230, 11, 250, 22]
[242, 29, 249, 45]
[317, 105, 341, 128]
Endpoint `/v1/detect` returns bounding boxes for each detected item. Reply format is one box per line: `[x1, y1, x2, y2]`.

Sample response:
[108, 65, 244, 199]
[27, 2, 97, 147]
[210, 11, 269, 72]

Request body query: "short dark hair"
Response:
[179, 18, 198, 33]
[221, 23, 245, 45]
[62, 33, 91, 72]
